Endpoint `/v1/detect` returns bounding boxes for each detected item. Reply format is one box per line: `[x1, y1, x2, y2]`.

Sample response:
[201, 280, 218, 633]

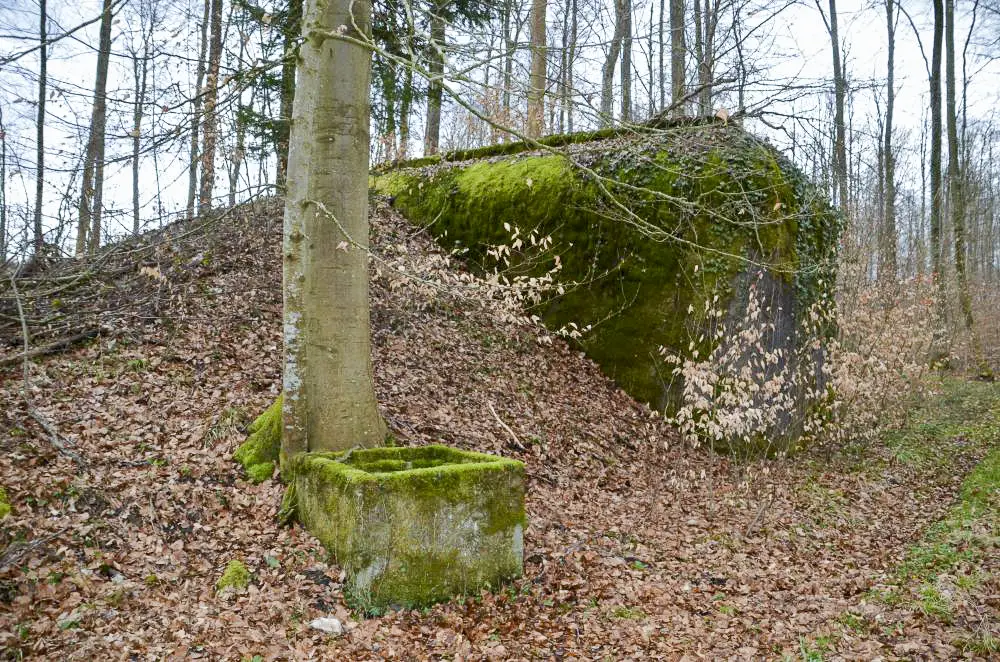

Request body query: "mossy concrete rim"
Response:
[292, 444, 527, 613]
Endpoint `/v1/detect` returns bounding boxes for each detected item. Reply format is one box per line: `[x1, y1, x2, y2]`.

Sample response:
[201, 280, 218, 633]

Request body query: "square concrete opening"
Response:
[291, 445, 525, 612]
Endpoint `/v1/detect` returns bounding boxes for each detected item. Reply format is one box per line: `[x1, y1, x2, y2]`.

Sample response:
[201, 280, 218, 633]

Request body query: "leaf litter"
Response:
[0, 197, 996, 660]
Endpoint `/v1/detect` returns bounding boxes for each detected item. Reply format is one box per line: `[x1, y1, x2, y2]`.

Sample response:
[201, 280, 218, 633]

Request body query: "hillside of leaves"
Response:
[0, 198, 997, 660]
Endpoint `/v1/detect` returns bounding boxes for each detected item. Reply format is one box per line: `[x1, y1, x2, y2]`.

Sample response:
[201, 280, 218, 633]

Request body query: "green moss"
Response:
[0, 487, 10, 519]
[291, 445, 525, 613]
[234, 396, 282, 483]
[216, 559, 251, 592]
[374, 125, 839, 419]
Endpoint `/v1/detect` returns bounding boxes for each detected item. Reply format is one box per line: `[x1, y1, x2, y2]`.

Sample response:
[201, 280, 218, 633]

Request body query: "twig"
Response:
[742, 484, 776, 540]
[486, 399, 526, 451]
[0, 529, 68, 571]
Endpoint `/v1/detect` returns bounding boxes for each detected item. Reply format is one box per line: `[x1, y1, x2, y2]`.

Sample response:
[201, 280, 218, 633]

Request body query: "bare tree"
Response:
[601, 0, 627, 126]
[527, 0, 547, 138]
[33, 0, 48, 255]
[424, 0, 446, 155]
[882, 0, 898, 280]
[198, 0, 224, 212]
[187, 0, 210, 219]
[670, 0, 686, 114]
[282, 0, 386, 456]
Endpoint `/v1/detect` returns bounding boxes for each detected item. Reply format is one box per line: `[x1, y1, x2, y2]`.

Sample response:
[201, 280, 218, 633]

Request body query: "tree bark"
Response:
[131, 10, 151, 235]
[187, 0, 210, 219]
[694, 0, 703, 115]
[76, 0, 113, 254]
[282, 0, 386, 458]
[601, 0, 626, 126]
[620, 0, 632, 122]
[276, 0, 303, 188]
[198, 0, 224, 213]
[945, 0, 975, 336]
[882, 0, 897, 280]
[930, 0, 944, 304]
[527, 0, 547, 138]
[424, 1, 445, 155]
[826, 0, 848, 213]
[659, 0, 665, 112]
[669, 0, 686, 115]
[34, 0, 47, 255]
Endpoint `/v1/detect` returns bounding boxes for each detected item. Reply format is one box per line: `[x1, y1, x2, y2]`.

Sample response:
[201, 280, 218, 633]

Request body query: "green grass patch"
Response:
[874, 379, 1000, 620]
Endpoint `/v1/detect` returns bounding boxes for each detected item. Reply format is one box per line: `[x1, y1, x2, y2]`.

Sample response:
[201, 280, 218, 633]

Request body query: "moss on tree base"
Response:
[233, 396, 282, 483]
[289, 445, 526, 613]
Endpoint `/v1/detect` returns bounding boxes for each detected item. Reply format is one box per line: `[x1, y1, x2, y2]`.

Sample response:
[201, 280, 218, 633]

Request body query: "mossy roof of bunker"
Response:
[371, 118, 795, 180]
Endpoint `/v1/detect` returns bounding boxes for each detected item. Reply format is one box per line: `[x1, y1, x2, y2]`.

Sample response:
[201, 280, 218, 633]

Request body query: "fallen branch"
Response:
[486, 399, 526, 451]
[0, 329, 99, 368]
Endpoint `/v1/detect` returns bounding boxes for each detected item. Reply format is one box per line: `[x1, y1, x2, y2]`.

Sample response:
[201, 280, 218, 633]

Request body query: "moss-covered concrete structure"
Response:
[373, 122, 840, 441]
[289, 445, 525, 613]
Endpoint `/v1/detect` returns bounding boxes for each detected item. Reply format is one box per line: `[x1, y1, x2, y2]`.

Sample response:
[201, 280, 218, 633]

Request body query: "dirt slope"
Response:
[0, 198, 996, 660]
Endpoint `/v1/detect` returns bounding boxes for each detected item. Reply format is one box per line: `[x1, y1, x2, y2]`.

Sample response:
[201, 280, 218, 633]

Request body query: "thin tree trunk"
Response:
[827, 0, 848, 213]
[34, 0, 47, 255]
[930, 0, 945, 311]
[669, 0, 685, 115]
[1, 107, 6, 259]
[276, 0, 302, 188]
[399, 65, 413, 158]
[694, 0, 704, 116]
[282, 0, 386, 457]
[620, 0, 632, 122]
[76, 0, 113, 253]
[132, 16, 151, 234]
[567, 0, 576, 131]
[187, 0, 210, 218]
[198, 0, 224, 212]
[527, 0, 547, 138]
[76, 0, 114, 254]
[502, 0, 513, 139]
[883, 0, 897, 280]
[945, 0, 975, 342]
[424, 1, 445, 155]
[601, 0, 626, 126]
[659, 0, 665, 112]
[700, 0, 717, 113]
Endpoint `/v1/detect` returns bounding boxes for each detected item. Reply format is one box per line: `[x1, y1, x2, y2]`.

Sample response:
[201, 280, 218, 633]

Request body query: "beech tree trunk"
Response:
[601, 0, 626, 126]
[882, 0, 897, 280]
[945, 0, 975, 337]
[669, 0, 685, 115]
[527, 0, 547, 138]
[77, 0, 113, 254]
[282, 0, 386, 458]
[930, 0, 944, 302]
[276, 0, 303, 188]
[826, 0, 848, 213]
[187, 0, 210, 219]
[620, 0, 632, 122]
[198, 0, 223, 212]
[424, 1, 445, 155]
[34, 0, 47, 255]
[131, 9, 152, 235]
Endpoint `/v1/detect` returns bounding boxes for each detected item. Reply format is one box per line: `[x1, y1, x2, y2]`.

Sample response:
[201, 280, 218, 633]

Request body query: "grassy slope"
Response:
[799, 379, 1000, 660]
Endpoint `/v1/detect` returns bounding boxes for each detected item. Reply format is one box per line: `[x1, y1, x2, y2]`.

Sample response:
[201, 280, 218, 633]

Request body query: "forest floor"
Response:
[0, 198, 997, 661]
